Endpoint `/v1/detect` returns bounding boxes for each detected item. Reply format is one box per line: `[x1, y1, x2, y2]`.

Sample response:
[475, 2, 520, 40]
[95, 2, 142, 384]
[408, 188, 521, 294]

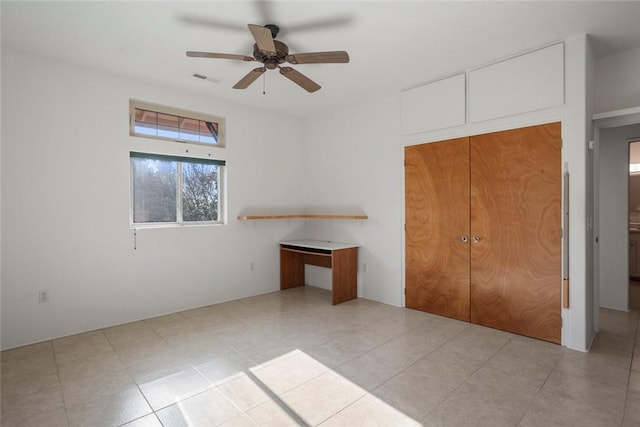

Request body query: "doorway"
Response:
[629, 141, 640, 310]
[595, 120, 640, 316]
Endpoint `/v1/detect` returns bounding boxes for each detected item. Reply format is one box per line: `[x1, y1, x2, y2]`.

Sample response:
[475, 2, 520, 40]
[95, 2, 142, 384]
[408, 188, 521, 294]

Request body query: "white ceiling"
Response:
[2, 1, 640, 117]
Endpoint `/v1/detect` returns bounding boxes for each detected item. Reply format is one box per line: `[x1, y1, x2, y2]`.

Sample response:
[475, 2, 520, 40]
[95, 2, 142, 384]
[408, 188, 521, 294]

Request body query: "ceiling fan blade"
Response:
[279, 67, 321, 93]
[285, 16, 354, 34]
[186, 51, 255, 62]
[286, 51, 350, 64]
[233, 67, 266, 89]
[180, 16, 245, 32]
[248, 24, 276, 54]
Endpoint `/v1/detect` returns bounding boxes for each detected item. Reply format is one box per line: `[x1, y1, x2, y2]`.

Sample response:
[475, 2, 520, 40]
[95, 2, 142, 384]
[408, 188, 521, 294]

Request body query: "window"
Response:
[130, 100, 225, 147]
[130, 152, 225, 225]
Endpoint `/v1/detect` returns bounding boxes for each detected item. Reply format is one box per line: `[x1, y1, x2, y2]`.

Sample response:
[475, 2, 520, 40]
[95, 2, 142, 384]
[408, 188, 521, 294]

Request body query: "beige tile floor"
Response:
[1, 286, 639, 427]
[630, 280, 640, 311]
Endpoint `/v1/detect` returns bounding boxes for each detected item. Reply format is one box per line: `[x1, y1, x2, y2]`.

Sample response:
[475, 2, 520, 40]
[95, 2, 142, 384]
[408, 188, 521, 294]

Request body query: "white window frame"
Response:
[129, 152, 226, 228]
[129, 100, 226, 148]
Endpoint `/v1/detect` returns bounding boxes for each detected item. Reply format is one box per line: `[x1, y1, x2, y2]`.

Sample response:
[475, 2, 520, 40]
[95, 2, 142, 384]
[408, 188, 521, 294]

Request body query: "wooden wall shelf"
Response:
[237, 214, 368, 221]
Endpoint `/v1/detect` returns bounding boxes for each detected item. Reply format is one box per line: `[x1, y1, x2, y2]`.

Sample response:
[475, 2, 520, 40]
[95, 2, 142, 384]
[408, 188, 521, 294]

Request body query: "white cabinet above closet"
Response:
[401, 74, 466, 135]
[469, 43, 564, 122]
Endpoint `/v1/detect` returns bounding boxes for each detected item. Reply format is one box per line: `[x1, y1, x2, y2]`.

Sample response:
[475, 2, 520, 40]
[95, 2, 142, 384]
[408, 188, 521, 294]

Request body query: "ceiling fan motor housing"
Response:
[253, 40, 289, 69]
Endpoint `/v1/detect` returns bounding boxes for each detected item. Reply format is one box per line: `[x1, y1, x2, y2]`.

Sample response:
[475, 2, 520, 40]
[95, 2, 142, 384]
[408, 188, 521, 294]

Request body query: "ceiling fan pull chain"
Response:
[263, 73, 266, 95]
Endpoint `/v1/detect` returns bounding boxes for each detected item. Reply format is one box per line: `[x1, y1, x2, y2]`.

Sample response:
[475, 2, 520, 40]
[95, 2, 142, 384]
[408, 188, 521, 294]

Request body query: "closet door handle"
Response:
[472, 236, 481, 244]
[459, 235, 468, 243]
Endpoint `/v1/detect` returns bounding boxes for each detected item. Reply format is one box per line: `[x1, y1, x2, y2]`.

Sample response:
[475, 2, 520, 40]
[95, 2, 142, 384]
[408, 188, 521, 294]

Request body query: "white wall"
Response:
[561, 34, 593, 350]
[0, 48, 309, 349]
[595, 48, 640, 113]
[584, 35, 596, 344]
[599, 124, 640, 310]
[303, 96, 404, 305]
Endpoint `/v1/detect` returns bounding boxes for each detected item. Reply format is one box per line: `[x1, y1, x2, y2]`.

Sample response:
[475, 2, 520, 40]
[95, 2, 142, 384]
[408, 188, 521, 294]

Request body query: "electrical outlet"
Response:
[250, 262, 255, 271]
[38, 289, 50, 303]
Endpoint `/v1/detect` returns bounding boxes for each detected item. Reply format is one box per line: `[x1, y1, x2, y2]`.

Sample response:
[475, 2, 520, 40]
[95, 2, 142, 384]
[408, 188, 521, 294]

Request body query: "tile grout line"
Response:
[183, 297, 329, 425]
[102, 320, 226, 425]
[208, 291, 345, 425]
[50, 339, 71, 427]
[420, 331, 514, 423]
[142, 316, 229, 420]
[514, 342, 567, 426]
[207, 295, 405, 424]
[361, 321, 483, 423]
[339, 314, 471, 371]
[314, 392, 370, 427]
[101, 326, 162, 425]
[621, 310, 640, 427]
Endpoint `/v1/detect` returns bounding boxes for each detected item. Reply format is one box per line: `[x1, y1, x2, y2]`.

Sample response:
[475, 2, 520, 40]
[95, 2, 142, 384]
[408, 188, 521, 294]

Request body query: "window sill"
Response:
[237, 214, 368, 221]
[130, 222, 225, 229]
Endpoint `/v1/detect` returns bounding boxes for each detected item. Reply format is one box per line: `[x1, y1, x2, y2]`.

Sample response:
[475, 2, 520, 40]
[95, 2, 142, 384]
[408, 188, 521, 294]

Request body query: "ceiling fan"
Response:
[186, 24, 349, 93]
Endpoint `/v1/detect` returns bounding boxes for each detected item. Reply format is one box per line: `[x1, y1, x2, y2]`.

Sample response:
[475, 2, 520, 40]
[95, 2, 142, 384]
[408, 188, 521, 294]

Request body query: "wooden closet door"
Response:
[405, 138, 470, 321]
[470, 122, 562, 343]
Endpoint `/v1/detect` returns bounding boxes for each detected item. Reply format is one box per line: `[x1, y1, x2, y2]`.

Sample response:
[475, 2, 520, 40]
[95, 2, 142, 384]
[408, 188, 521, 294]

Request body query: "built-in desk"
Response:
[279, 239, 359, 305]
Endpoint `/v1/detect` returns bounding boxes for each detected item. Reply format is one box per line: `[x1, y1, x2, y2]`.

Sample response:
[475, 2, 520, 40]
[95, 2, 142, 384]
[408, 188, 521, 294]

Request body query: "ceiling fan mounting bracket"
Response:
[264, 24, 280, 39]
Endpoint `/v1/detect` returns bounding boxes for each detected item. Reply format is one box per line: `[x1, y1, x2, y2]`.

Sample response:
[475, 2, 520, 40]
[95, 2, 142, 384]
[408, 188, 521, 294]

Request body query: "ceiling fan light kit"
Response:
[186, 23, 349, 93]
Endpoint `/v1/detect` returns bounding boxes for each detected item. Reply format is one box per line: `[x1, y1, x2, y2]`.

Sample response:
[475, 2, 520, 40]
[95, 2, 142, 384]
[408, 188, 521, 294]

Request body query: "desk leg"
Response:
[280, 248, 305, 290]
[331, 247, 358, 304]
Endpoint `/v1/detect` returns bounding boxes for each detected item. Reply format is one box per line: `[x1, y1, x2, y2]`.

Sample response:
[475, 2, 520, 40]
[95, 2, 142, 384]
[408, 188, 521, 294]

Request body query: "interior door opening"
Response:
[596, 122, 640, 315]
[629, 140, 640, 310]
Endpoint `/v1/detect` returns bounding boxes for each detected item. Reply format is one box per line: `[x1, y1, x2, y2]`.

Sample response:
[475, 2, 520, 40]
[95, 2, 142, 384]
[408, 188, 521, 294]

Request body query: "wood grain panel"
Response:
[332, 247, 358, 305]
[470, 122, 561, 343]
[303, 253, 332, 268]
[280, 248, 305, 289]
[405, 138, 471, 321]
